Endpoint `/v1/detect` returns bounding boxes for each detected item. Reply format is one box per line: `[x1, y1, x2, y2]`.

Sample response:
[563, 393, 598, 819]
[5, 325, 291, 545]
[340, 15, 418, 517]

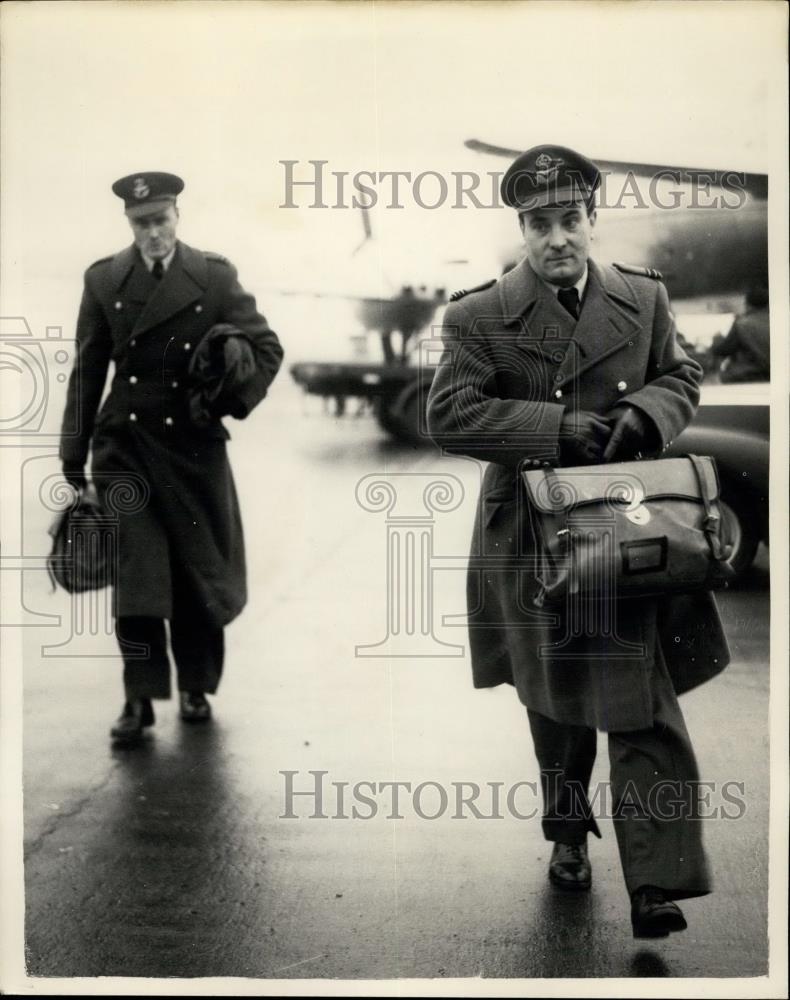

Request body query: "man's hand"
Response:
[559, 410, 612, 465]
[62, 462, 87, 492]
[602, 405, 650, 462]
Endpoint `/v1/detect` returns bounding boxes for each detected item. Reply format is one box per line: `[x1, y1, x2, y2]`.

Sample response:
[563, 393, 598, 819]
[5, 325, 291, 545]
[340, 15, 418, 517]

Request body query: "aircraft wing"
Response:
[464, 139, 768, 200]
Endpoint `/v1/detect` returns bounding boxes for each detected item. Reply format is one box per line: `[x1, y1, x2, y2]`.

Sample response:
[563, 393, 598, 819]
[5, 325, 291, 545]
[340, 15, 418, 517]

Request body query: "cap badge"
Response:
[534, 152, 563, 182]
[132, 177, 150, 200]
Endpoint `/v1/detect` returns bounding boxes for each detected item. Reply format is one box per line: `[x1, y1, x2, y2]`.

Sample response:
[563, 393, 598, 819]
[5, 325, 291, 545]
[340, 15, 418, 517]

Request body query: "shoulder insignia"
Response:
[449, 278, 497, 302]
[612, 261, 663, 281]
[204, 251, 230, 265]
[87, 255, 113, 271]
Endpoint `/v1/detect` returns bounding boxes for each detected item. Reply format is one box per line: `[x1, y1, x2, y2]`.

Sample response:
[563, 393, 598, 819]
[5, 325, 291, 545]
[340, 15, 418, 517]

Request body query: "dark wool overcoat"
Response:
[60, 241, 283, 627]
[426, 257, 730, 732]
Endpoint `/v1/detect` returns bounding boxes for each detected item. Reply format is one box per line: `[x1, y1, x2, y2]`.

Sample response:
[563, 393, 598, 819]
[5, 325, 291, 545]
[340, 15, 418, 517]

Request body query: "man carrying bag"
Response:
[59, 172, 283, 743]
[426, 145, 730, 938]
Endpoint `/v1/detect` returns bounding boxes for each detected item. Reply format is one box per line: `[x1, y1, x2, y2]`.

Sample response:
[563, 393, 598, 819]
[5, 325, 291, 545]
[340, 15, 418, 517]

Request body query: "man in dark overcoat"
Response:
[59, 172, 283, 741]
[426, 145, 730, 938]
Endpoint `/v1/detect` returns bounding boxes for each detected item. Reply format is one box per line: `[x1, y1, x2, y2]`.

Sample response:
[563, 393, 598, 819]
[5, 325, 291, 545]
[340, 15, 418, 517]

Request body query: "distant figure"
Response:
[712, 286, 770, 382]
[377, 286, 445, 365]
[59, 172, 283, 743]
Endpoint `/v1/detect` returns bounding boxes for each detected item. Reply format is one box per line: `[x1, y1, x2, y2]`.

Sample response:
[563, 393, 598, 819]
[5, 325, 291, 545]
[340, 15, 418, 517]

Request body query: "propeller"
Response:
[351, 205, 374, 256]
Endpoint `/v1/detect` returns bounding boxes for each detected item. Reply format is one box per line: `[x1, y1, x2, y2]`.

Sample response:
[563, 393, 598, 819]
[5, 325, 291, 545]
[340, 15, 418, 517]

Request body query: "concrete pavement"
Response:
[20, 380, 771, 981]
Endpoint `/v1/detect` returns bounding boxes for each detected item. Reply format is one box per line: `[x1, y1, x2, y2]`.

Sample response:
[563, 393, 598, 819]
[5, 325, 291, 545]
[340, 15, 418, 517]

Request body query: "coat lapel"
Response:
[132, 242, 208, 336]
[122, 253, 158, 306]
[110, 246, 138, 292]
[498, 258, 575, 358]
[553, 258, 643, 388]
[498, 257, 540, 323]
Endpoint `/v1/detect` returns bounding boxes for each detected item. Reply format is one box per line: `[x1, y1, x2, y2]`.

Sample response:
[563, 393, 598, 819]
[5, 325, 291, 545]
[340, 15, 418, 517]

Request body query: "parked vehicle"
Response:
[666, 381, 769, 578]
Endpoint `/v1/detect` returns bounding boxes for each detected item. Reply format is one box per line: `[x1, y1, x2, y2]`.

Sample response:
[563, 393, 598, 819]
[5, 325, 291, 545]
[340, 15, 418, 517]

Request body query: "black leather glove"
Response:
[62, 462, 87, 492]
[602, 404, 653, 462]
[221, 335, 256, 388]
[206, 335, 256, 419]
[559, 410, 612, 465]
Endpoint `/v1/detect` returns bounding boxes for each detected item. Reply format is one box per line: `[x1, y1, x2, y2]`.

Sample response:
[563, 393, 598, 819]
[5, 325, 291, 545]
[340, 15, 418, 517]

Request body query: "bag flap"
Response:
[522, 456, 719, 514]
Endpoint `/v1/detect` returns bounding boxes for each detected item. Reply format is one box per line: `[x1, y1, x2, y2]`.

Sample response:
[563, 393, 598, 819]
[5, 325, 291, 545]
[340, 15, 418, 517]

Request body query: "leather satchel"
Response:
[521, 455, 734, 607]
[47, 486, 113, 594]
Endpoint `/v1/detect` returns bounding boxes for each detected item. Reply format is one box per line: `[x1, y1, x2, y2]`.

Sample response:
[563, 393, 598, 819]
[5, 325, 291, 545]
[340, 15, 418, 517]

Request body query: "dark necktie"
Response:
[557, 286, 580, 319]
[152, 260, 164, 281]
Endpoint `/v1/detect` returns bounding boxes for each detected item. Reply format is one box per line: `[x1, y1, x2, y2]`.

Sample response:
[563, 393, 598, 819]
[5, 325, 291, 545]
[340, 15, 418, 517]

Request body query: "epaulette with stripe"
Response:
[612, 261, 663, 281]
[449, 278, 497, 302]
[204, 251, 230, 265]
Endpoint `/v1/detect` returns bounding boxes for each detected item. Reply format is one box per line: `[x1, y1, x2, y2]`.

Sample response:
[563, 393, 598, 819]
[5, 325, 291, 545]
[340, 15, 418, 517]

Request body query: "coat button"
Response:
[171, 380, 179, 388]
[184, 342, 192, 351]
[195, 304, 203, 313]
[164, 417, 174, 426]
[554, 389, 563, 399]
[129, 412, 137, 422]
[617, 380, 627, 391]
[129, 375, 138, 384]
[130, 339, 136, 347]
[114, 301, 123, 311]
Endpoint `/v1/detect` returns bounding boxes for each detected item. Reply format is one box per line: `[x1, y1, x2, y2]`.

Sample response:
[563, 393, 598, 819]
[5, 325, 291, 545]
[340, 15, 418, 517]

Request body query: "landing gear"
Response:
[375, 377, 432, 446]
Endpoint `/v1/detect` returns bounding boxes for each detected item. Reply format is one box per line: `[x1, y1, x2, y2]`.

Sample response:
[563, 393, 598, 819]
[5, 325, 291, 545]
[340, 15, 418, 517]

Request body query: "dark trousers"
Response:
[115, 567, 224, 700]
[116, 615, 224, 700]
[527, 645, 712, 900]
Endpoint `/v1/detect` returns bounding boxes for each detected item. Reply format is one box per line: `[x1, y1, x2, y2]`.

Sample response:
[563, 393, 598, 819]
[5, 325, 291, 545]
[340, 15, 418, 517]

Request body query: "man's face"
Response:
[519, 202, 596, 286]
[128, 205, 179, 260]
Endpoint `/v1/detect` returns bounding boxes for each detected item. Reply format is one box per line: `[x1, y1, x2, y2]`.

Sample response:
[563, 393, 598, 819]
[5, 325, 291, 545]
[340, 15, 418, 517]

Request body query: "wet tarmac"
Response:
[21, 380, 771, 981]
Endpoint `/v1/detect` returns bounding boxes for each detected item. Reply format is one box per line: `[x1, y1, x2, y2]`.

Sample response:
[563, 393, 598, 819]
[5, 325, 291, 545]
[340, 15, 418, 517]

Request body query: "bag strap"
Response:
[687, 454, 729, 562]
[530, 466, 577, 607]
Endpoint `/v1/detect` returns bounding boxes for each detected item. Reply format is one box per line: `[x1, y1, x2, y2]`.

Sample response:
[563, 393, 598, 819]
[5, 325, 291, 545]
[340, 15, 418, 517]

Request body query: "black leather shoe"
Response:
[110, 698, 154, 742]
[548, 842, 592, 891]
[179, 691, 212, 722]
[631, 885, 688, 938]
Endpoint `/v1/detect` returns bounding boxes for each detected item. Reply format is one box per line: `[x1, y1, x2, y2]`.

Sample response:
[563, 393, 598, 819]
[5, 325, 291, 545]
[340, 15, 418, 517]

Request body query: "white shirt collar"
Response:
[545, 264, 588, 302]
[141, 246, 176, 274]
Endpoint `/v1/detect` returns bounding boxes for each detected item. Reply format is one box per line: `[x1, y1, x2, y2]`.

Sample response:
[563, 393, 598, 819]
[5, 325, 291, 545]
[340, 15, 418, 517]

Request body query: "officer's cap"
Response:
[501, 145, 600, 212]
[112, 172, 184, 218]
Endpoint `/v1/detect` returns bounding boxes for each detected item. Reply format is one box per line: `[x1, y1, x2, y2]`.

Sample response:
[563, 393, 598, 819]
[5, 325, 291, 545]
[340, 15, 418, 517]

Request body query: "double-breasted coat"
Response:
[426, 257, 730, 732]
[60, 241, 283, 627]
